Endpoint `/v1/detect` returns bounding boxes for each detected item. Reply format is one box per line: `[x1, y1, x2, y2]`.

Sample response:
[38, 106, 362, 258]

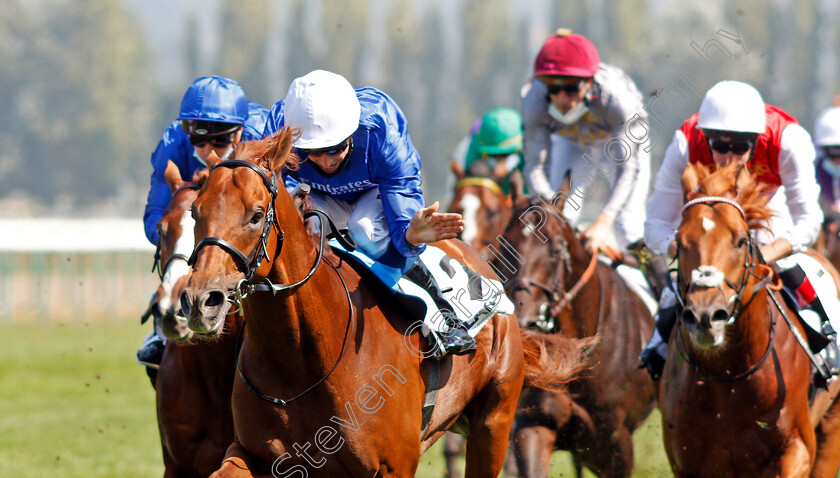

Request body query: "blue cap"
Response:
[177, 76, 248, 125]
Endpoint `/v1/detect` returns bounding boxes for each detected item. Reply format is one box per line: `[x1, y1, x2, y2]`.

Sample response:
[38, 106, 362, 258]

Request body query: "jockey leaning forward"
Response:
[640, 80, 840, 384]
[137, 76, 269, 370]
[262, 69, 475, 357]
[521, 29, 651, 253]
[459, 107, 526, 196]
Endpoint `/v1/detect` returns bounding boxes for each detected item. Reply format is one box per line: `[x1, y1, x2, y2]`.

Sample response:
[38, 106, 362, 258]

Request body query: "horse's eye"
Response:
[250, 212, 264, 225]
[736, 236, 748, 248]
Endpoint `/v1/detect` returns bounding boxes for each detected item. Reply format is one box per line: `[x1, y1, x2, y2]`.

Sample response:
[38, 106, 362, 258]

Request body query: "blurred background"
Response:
[0, 0, 837, 475]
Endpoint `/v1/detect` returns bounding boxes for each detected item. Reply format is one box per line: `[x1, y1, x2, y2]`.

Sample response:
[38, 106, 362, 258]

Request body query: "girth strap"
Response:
[420, 359, 440, 439]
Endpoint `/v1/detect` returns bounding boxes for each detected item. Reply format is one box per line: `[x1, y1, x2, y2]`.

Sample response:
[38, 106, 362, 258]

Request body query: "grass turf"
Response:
[0, 321, 669, 477]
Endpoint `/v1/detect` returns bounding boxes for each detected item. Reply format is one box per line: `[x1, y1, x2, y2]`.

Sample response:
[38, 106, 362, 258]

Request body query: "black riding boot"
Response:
[778, 264, 840, 381]
[404, 260, 477, 357]
[639, 303, 678, 380]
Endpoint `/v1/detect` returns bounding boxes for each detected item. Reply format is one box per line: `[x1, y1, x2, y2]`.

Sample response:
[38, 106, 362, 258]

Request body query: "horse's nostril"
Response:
[205, 290, 226, 308]
[681, 309, 697, 325]
[711, 308, 730, 322]
[180, 291, 192, 317]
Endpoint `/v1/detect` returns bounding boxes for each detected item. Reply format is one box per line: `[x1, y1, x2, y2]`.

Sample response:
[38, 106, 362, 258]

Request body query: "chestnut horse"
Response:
[498, 191, 656, 477]
[660, 161, 840, 477]
[152, 158, 243, 477]
[180, 129, 589, 477]
[448, 159, 521, 256]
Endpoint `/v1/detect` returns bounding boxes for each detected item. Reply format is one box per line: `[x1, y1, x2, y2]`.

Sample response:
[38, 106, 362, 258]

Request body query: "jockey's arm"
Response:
[776, 124, 823, 255]
[644, 130, 688, 257]
[582, 98, 648, 251]
[521, 80, 554, 198]
[143, 122, 194, 245]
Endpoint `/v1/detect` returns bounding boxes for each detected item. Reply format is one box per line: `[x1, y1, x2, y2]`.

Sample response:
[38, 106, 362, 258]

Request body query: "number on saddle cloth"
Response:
[327, 239, 514, 337]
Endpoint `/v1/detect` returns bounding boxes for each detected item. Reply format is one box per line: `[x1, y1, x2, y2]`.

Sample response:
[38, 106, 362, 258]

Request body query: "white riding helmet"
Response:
[814, 106, 840, 147]
[697, 81, 766, 134]
[284, 70, 361, 149]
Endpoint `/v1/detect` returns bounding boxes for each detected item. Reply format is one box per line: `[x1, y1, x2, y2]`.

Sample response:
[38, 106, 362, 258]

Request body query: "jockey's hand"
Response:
[759, 238, 793, 265]
[406, 201, 465, 246]
[580, 213, 613, 254]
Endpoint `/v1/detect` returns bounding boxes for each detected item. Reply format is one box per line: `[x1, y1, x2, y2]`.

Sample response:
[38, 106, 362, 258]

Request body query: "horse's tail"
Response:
[520, 329, 596, 391]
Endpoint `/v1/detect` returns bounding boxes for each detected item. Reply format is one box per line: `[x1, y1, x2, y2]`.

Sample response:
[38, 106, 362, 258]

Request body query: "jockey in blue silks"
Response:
[143, 76, 268, 245]
[263, 70, 474, 356]
[138, 76, 268, 370]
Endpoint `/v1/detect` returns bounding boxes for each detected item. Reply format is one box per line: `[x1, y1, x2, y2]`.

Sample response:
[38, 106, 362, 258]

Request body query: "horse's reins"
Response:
[509, 234, 599, 332]
[673, 195, 824, 381]
[188, 159, 358, 405]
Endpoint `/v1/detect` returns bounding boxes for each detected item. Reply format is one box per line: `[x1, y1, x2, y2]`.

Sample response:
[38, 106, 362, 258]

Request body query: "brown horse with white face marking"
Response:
[448, 159, 521, 257]
[150, 157, 245, 478]
[660, 161, 840, 477]
[179, 128, 589, 478]
[498, 189, 656, 478]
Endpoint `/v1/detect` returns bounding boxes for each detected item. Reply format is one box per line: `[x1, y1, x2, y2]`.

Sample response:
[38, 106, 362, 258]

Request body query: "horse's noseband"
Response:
[675, 196, 769, 324]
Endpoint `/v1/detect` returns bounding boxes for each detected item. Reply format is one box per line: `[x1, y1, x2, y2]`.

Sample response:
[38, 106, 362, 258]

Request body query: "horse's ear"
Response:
[164, 160, 186, 194]
[266, 128, 295, 173]
[734, 163, 752, 197]
[205, 150, 223, 168]
[682, 162, 700, 201]
[451, 159, 465, 180]
[508, 168, 526, 206]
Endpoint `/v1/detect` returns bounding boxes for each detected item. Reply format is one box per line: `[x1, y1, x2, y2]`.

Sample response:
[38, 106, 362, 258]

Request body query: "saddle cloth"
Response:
[330, 240, 514, 337]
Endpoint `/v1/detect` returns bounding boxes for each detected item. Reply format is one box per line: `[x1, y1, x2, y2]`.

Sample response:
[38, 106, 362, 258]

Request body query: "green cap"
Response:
[476, 108, 523, 156]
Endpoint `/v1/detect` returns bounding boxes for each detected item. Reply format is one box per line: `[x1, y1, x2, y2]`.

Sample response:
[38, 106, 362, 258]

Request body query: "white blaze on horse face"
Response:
[459, 193, 481, 245]
[159, 210, 195, 311]
[690, 265, 725, 288]
[702, 217, 716, 232]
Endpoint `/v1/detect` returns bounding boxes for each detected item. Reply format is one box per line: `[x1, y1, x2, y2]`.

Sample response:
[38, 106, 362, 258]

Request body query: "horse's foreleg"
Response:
[812, 392, 840, 478]
[513, 425, 556, 478]
[778, 437, 811, 478]
[210, 441, 254, 478]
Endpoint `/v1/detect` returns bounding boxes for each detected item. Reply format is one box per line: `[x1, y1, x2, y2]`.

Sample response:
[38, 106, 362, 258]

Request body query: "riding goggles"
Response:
[180, 119, 241, 136]
[823, 146, 840, 159]
[545, 80, 585, 96]
[189, 133, 235, 148]
[708, 137, 755, 155]
[300, 138, 351, 157]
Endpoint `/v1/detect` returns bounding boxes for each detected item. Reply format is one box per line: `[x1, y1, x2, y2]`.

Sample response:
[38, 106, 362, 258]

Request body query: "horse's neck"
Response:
[248, 194, 349, 367]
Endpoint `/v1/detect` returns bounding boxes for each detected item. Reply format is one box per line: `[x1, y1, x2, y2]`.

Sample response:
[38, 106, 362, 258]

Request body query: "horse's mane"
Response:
[682, 161, 773, 231]
[236, 127, 301, 173]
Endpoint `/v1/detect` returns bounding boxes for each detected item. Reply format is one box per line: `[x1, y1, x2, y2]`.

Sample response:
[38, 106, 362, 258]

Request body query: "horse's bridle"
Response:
[187, 160, 351, 311]
[508, 233, 601, 333]
[187, 159, 359, 406]
[672, 196, 777, 381]
[673, 196, 770, 323]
